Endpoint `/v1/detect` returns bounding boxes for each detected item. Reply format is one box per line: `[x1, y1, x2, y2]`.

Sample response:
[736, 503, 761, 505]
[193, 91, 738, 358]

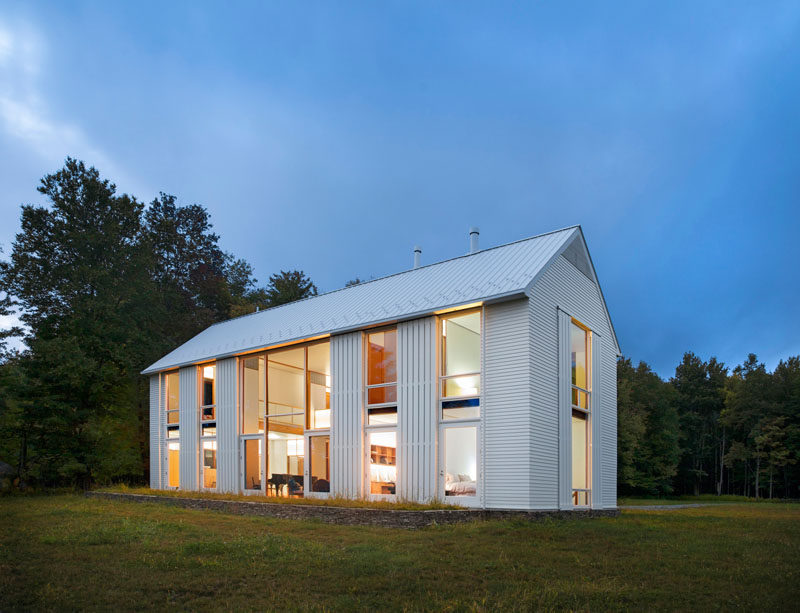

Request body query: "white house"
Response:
[143, 226, 619, 510]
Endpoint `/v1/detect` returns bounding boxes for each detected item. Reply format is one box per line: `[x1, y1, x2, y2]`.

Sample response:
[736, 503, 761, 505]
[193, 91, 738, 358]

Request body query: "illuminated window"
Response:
[241, 355, 265, 434]
[200, 364, 216, 422]
[365, 329, 397, 425]
[368, 431, 397, 495]
[440, 310, 481, 420]
[570, 320, 591, 507]
[307, 342, 331, 430]
[202, 440, 217, 490]
[167, 442, 180, 488]
[165, 371, 180, 440]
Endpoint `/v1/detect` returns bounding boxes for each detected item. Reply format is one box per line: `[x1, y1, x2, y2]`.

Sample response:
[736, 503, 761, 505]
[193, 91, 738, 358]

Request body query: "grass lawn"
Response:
[1, 495, 798, 611]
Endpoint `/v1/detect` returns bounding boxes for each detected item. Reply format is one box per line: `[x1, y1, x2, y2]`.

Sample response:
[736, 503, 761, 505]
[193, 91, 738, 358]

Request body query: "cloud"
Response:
[0, 17, 125, 188]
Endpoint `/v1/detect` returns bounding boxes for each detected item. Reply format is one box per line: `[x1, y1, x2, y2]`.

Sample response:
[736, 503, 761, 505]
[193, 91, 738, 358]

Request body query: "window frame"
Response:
[364, 326, 398, 426]
[569, 318, 592, 508]
[438, 308, 482, 423]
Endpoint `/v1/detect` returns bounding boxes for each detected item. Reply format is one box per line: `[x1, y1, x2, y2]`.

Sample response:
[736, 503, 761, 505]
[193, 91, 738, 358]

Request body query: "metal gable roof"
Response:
[141, 226, 580, 374]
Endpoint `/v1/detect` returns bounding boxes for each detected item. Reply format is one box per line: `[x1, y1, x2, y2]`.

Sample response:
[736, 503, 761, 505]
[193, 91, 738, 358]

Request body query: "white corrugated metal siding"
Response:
[216, 358, 238, 493]
[149, 374, 161, 489]
[178, 366, 198, 490]
[592, 332, 603, 507]
[529, 251, 618, 510]
[330, 332, 362, 497]
[602, 344, 618, 508]
[397, 317, 437, 502]
[557, 308, 572, 509]
[484, 298, 531, 509]
[143, 227, 581, 374]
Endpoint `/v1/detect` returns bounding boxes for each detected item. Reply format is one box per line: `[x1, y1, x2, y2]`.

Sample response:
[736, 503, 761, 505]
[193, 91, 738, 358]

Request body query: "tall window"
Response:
[200, 364, 217, 489]
[571, 320, 591, 506]
[165, 371, 179, 439]
[165, 371, 180, 488]
[365, 329, 397, 425]
[440, 310, 481, 420]
[253, 340, 331, 497]
[200, 365, 217, 437]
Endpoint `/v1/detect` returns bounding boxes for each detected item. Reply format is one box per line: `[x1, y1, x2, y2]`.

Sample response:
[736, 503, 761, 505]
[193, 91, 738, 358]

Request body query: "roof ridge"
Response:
[208, 225, 581, 329]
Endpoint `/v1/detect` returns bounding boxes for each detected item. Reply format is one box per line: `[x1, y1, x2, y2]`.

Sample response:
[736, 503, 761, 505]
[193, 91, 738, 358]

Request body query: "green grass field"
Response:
[1, 495, 798, 611]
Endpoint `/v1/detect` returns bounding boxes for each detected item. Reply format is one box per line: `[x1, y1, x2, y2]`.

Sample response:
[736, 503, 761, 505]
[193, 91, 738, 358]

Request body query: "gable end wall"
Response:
[528, 255, 617, 509]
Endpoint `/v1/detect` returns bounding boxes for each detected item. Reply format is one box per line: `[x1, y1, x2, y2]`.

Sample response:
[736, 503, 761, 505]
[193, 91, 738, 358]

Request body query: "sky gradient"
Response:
[1, 1, 798, 377]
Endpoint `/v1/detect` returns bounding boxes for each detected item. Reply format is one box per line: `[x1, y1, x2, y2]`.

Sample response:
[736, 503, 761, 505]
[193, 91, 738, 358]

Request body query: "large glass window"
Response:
[307, 343, 331, 430]
[200, 364, 216, 436]
[366, 329, 397, 424]
[165, 371, 179, 439]
[167, 441, 180, 488]
[570, 320, 591, 506]
[309, 435, 330, 493]
[440, 311, 481, 420]
[368, 431, 397, 495]
[202, 440, 217, 489]
[243, 438, 262, 491]
[444, 426, 477, 498]
[242, 356, 265, 434]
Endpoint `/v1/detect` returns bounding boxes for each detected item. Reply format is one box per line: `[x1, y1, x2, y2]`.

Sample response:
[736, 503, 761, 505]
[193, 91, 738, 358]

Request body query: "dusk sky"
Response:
[1, 1, 798, 377]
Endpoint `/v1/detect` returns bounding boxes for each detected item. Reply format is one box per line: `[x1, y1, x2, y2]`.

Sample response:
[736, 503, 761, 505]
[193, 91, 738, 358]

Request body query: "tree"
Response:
[345, 278, 363, 287]
[1, 158, 153, 486]
[617, 357, 680, 496]
[672, 353, 727, 495]
[263, 270, 317, 307]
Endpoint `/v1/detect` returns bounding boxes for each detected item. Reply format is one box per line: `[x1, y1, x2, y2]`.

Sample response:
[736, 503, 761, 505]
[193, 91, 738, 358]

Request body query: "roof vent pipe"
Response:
[413, 245, 422, 269]
[469, 227, 480, 253]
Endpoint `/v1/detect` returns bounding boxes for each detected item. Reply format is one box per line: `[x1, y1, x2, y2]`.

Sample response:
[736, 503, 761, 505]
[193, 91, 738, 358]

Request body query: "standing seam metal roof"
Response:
[142, 226, 581, 374]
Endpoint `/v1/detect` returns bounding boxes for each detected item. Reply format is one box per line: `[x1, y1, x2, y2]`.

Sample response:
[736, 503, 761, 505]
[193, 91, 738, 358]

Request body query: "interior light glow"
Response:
[455, 376, 478, 396]
[203, 365, 215, 379]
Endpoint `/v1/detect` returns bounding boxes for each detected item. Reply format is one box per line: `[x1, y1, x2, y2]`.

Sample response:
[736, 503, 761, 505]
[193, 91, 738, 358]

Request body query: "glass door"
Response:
[305, 434, 331, 498]
[365, 429, 397, 500]
[241, 436, 263, 494]
[439, 425, 479, 507]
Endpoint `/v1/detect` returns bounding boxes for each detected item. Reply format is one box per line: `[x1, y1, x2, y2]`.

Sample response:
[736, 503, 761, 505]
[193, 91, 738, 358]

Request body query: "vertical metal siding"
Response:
[216, 358, 238, 493]
[149, 375, 161, 489]
[178, 365, 198, 490]
[557, 309, 572, 509]
[529, 253, 618, 510]
[397, 317, 437, 502]
[484, 298, 532, 509]
[592, 332, 603, 507]
[330, 332, 362, 498]
[602, 347, 618, 507]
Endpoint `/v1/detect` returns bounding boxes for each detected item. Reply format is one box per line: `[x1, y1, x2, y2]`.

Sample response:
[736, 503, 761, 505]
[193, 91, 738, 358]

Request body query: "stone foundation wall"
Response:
[86, 491, 619, 528]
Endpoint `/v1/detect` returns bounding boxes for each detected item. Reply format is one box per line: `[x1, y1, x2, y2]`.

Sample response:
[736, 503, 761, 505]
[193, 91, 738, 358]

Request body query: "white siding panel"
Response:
[397, 317, 437, 502]
[529, 254, 618, 510]
[216, 358, 238, 493]
[149, 375, 161, 489]
[602, 346, 618, 508]
[592, 332, 603, 507]
[178, 366, 198, 491]
[331, 332, 362, 497]
[557, 309, 571, 509]
[484, 298, 531, 509]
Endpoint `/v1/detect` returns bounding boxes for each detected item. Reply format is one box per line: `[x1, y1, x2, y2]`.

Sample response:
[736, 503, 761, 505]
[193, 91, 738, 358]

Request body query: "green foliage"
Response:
[622, 351, 800, 499]
[617, 358, 679, 496]
[262, 269, 318, 307]
[0, 159, 317, 488]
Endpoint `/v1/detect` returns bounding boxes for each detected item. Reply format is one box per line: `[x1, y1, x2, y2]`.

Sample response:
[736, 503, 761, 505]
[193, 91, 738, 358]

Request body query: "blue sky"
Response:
[0, 1, 798, 377]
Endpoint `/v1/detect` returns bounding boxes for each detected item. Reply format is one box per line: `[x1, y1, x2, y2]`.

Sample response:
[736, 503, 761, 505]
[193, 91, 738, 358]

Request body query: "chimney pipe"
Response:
[413, 245, 422, 269]
[469, 227, 480, 253]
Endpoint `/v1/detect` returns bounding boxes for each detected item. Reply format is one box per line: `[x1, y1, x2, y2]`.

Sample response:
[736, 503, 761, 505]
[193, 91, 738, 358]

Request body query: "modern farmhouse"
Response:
[143, 226, 619, 510]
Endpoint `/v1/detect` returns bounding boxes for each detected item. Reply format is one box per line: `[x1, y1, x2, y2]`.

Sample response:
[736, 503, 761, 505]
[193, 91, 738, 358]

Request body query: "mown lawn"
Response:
[1, 495, 798, 611]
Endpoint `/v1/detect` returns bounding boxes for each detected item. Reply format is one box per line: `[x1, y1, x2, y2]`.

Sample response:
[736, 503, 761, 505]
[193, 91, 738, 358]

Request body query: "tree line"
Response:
[1, 159, 798, 498]
[618, 353, 800, 499]
[0, 159, 317, 487]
